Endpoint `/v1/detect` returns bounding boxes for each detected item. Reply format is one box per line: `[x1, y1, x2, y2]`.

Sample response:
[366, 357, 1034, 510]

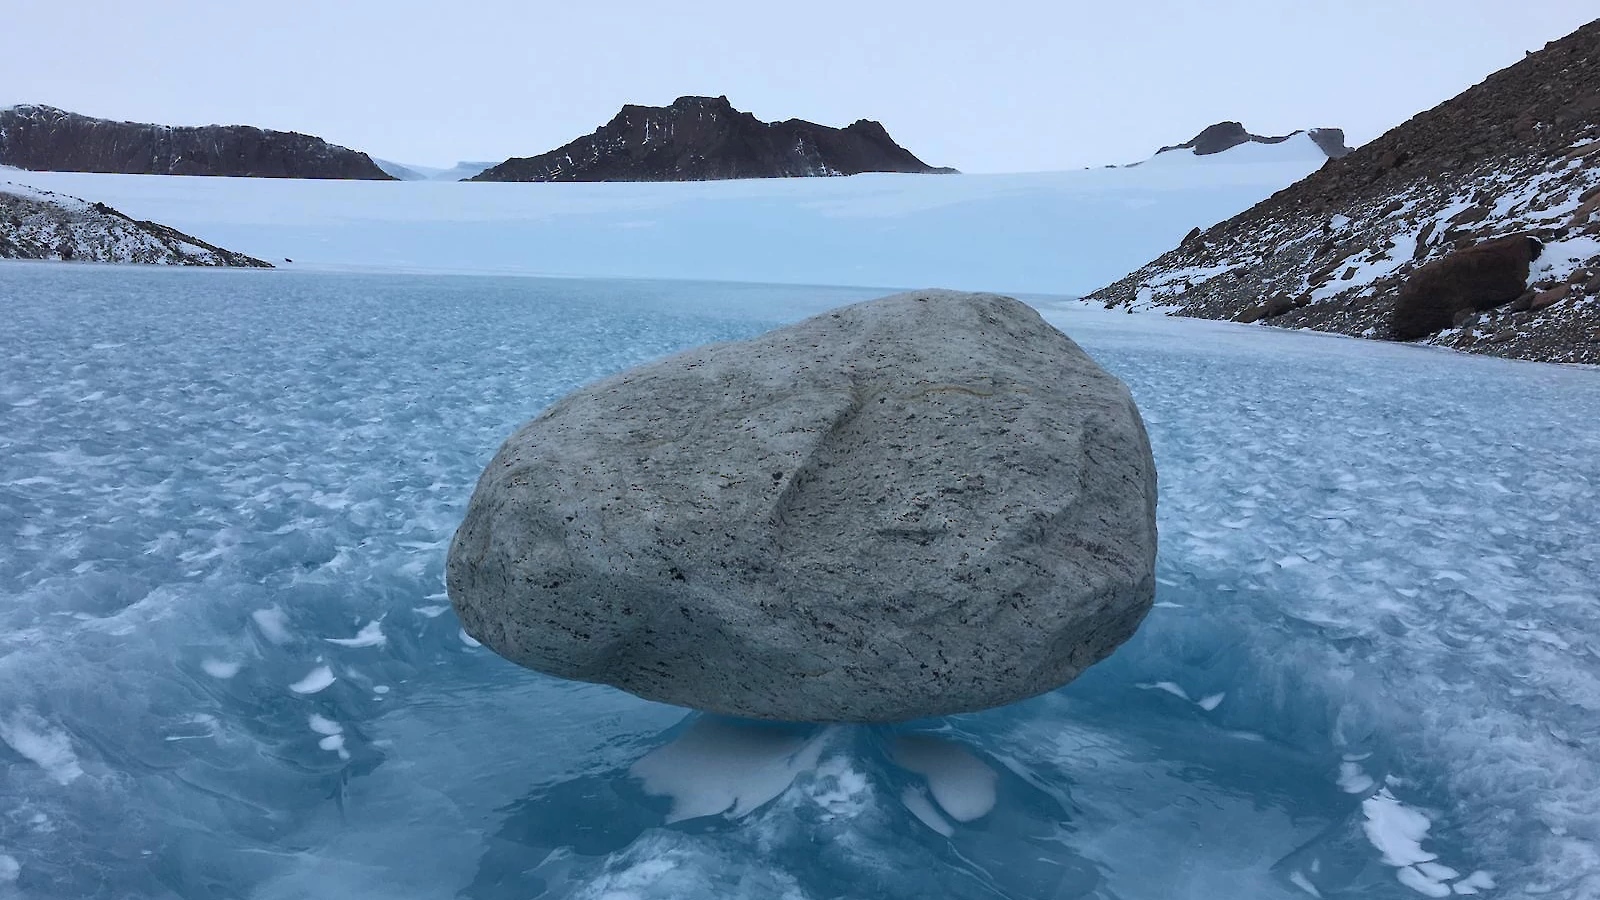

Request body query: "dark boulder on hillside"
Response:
[472, 95, 956, 182]
[0, 105, 394, 180]
[1156, 121, 1352, 158]
[1389, 235, 1543, 339]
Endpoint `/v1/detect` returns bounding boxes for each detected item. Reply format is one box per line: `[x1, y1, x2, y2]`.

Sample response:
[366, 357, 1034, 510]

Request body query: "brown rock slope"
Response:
[1088, 19, 1600, 364]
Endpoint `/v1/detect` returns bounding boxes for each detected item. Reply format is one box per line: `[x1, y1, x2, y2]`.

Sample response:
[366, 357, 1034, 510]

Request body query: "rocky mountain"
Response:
[1153, 121, 1352, 159]
[0, 105, 393, 180]
[1089, 19, 1600, 364]
[1, 182, 271, 267]
[472, 95, 955, 182]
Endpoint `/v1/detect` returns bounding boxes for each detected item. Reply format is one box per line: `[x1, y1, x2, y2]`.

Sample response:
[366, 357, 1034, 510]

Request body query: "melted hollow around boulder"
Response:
[447, 290, 1157, 722]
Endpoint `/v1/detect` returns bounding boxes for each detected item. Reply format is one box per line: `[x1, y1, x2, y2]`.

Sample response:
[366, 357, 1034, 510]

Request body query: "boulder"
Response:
[1530, 284, 1571, 310]
[447, 291, 1158, 723]
[1388, 235, 1543, 340]
[1238, 293, 1306, 323]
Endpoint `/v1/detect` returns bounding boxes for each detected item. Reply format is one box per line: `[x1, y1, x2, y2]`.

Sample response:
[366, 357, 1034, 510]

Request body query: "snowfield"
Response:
[0, 134, 1331, 293]
[1, 264, 1596, 900]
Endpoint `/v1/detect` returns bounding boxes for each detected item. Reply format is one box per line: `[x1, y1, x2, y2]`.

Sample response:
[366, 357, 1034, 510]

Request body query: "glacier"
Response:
[0, 134, 1330, 295]
[1, 262, 1598, 899]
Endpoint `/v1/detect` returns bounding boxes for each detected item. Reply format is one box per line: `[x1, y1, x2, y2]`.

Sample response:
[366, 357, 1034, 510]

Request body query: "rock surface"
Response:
[1, 183, 272, 267]
[1389, 235, 1543, 339]
[0, 104, 393, 179]
[448, 290, 1157, 722]
[1155, 121, 1352, 158]
[1089, 19, 1600, 364]
[472, 95, 956, 182]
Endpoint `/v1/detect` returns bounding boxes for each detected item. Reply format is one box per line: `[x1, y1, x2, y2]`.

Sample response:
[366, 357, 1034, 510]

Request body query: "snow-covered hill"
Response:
[0, 182, 271, 267]
[0, 136, 1328, 293]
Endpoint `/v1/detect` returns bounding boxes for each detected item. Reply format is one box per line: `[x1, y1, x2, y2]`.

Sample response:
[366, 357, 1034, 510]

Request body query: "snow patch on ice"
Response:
[1337, 761, 1376, 795]
[1362, 787, 1487, 897]
[251, 606, 292, 644]
[288, 665, 335, 694]
[200, 657, 242, 679]
[325, 619, 385, 648]
[0, 711, 83, 785]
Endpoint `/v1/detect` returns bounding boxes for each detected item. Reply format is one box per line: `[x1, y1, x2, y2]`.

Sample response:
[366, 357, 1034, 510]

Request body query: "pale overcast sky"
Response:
[3, 1, 1594, 172]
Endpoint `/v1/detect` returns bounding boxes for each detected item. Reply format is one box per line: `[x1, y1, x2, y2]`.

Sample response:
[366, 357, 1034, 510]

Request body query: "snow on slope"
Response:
[0, 138, 1327, 293]
[0, 181, 271, 267]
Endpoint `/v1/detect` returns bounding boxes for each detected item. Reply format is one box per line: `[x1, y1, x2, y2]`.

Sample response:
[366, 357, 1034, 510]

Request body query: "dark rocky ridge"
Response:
[472, 95, 956, 182]
[0, 105, 394, 179]
[1156, 121, 1352, 158]
[1090, 18, 1600, 364]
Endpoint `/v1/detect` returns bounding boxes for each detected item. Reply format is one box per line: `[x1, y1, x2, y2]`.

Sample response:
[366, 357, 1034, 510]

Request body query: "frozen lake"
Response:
[1, 263, 1597, 899]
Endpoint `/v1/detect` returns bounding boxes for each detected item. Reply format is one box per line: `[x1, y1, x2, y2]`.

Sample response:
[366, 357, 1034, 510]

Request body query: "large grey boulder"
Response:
[448, 290, 1157, 722]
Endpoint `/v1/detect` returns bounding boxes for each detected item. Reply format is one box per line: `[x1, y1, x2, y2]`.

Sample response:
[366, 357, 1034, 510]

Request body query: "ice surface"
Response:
[1, 264, 1597, 899]
[0, 143, 1324, 294]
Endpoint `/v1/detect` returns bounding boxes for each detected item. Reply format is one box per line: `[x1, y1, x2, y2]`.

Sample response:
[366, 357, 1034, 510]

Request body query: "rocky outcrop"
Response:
[447, 290, 1157, 723]
[0, 105, 393, 179]
[472, 95, 956, 182]
[1, 183, 271, 266]
[1089, 18, 1600, 364]
[1155, 121, 1352, 158]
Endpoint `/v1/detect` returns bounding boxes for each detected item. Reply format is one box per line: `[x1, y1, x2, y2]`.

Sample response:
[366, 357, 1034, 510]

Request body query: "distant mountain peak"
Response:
[0, 105, 393, 180]
[1157, 121, 1352, 158]
[473, 96, 955, 182]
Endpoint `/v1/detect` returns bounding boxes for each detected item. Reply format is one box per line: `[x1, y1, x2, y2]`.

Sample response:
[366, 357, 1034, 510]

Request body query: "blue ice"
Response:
[1, 264, 1597, 899]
